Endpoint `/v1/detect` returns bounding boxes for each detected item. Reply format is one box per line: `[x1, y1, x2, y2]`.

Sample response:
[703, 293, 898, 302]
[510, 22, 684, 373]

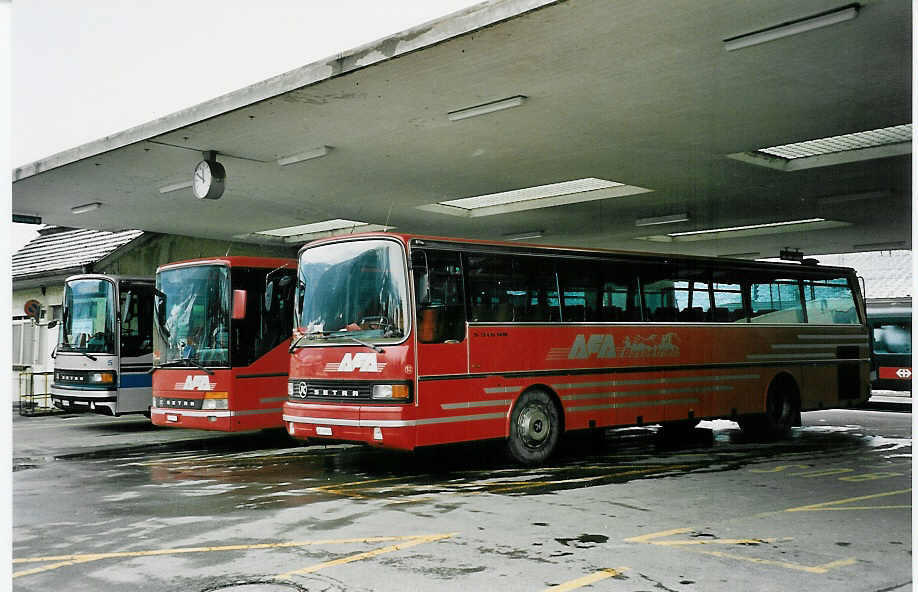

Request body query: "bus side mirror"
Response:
[232, 290, 247, 320]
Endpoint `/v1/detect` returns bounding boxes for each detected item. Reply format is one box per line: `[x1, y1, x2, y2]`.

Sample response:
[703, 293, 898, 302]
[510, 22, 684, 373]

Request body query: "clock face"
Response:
[192, 160, 212, 199]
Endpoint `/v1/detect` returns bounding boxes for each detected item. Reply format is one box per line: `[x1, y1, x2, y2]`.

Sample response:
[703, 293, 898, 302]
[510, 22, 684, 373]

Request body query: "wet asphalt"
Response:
[12, 404, 912, 592]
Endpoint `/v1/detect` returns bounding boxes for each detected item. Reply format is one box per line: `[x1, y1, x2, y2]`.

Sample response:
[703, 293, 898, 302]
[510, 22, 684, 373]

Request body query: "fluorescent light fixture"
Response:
[728, 124, 911, 171]
[418, 178, 653, 218]
[248, 219, 392, 244]
[447, 96, 527, 121]
[503, 230, 544, 241]
[71, 202, 102, 214]
[723, 4, 859, 51]
[635, 213, 689, 227]
[277, 146, 332, 166]
[637, 218, 851, 242]
[852, 241, 908, 251]
[158, 181, 193, 194]
[815, 190, 891, 206]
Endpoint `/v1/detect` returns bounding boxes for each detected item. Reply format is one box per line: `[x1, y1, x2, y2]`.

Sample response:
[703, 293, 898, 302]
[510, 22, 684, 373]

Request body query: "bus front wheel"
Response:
[506, 389, 561, 466]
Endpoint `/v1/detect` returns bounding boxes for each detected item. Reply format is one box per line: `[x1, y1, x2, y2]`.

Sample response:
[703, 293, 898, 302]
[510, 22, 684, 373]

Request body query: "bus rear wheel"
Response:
[506, 389, 561, 466]
[739, 381, 798, 440]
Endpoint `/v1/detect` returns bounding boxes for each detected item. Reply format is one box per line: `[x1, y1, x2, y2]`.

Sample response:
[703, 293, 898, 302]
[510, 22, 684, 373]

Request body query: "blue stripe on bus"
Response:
[120, 372, 152, 388]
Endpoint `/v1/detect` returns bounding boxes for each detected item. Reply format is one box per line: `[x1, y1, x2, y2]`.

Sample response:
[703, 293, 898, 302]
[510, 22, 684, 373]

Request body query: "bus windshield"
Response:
[297, 239, 409, 344]
[59, 278, 117, 354]
[154, 264, 230, 366]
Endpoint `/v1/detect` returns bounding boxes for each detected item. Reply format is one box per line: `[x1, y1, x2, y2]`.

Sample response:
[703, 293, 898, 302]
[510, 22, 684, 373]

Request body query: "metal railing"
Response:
[18, 371, 58, 416]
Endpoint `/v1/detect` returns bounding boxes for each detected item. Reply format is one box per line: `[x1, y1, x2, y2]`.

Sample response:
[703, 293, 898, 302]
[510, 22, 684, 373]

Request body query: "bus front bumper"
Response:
[282, 401, 416, 450]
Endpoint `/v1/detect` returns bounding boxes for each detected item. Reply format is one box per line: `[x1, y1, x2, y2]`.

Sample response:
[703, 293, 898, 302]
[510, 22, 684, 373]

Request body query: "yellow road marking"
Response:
[626, 528, 852, 574]
[489, 466, 688, 494]
[785, 488, 912, 513]
[13, 534, 455, 578]
[695, 550, 857, 574]
[276, 533, 455, 579]
[544, 567, 627, 591]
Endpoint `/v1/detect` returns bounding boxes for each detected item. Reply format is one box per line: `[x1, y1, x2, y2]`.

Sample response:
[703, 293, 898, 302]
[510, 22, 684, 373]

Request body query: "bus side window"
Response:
[749, 278, 804, 323]
[416, 250, 466, 343]
[803, 277, 859, 324]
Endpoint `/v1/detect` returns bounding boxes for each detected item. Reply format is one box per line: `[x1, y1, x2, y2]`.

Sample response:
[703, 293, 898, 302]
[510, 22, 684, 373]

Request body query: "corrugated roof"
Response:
[12, 227, 144, 279]
[811, 251, 912, 299]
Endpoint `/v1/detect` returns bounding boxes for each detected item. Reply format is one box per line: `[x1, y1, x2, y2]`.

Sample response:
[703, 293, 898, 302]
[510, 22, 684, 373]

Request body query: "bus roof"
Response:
[296, 231, 860, 277]
[156, 256, 295, 273]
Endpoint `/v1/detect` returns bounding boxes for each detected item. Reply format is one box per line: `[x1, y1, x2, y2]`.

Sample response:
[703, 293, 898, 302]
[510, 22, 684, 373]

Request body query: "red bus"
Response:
[151, 256, 296, 431]
[282, 234, 869, 464]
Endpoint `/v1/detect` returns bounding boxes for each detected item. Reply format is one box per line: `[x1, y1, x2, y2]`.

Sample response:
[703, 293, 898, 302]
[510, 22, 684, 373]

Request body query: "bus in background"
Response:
[51, 275, 155, 416]
[151, 257, 296, 431]
[282, 233, 870, 465]
[867, 297, 911, 392]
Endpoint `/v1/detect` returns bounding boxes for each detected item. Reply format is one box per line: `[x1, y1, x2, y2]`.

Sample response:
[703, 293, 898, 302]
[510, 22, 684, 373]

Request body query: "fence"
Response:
[18, 371, 57, 416]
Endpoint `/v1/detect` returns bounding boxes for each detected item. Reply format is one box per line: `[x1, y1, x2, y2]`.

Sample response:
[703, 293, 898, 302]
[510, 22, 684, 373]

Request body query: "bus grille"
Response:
[289, 380, 373, 402]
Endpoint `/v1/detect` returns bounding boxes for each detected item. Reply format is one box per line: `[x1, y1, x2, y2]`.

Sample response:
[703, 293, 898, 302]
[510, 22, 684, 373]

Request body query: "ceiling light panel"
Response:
[418, 178, 652, 218]
[255, 219, 370, 237]
[723, 4, 859, 51]
[447, 96, 527, 121]
[759, 125, 911, 159]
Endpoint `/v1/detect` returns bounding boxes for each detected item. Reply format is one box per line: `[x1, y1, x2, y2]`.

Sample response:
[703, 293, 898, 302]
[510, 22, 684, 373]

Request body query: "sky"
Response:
[8, 0, 481, 252]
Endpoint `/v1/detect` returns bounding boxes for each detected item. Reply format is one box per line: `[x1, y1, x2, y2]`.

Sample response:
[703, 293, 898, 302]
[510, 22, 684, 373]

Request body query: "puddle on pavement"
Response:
[47, 417, 910, 517]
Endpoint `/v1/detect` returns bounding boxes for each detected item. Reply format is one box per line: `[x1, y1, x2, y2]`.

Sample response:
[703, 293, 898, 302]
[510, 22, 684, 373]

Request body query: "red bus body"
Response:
[151, 256, 296, 432]
[283, 233, 870, 460]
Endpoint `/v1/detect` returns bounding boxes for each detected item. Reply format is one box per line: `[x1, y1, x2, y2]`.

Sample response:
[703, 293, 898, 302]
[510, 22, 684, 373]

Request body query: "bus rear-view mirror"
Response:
[232, 290, 247, 320]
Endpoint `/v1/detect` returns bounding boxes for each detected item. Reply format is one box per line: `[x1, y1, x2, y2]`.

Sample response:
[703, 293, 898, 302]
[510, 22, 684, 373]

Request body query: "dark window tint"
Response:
[464, 253, 560, 322]
[119, 282, 154, 358]
[557, 258, 640, 321]
[231, 267, 296, 366]
[415, 250, 466, 343]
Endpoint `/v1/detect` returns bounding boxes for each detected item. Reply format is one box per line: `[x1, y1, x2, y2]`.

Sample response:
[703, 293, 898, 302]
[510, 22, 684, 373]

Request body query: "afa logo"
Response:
[568, 334, 617, 360]
[175, 375, 216, 390]
[325, 353, 387, 373]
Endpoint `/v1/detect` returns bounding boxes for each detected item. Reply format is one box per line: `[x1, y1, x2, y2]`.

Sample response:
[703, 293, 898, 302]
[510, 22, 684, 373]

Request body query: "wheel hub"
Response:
[518, 404, 550, 447]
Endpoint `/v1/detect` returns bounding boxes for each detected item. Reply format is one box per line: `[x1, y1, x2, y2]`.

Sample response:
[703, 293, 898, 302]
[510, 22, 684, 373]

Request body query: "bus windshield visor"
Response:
[154, 264, 230, 366]
[297, 240, 409, 343]
[59, 278, 116, 354]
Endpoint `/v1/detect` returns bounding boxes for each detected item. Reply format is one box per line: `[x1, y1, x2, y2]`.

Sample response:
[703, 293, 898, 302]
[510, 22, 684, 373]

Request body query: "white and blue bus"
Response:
[50, 274, 156, 416]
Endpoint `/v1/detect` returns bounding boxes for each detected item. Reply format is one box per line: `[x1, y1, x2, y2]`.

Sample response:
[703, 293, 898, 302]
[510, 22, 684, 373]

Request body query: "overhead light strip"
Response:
[277, 145, 332, 166]
[447, 96, 527, 121]
[158, 181, 193, 194]
[255, 219, 371, 237]
[723, 4, 859, 51]
[852, 241, 908, 251]
[71, 202, 102, 215]
[635, 213, 689, 227]
[669, 218, 827, 237]
[636, 218, 851, 243]
[503, 230, 544, 241]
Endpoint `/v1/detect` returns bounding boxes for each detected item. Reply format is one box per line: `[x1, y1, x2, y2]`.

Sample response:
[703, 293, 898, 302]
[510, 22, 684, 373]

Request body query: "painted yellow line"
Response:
[696, 550, 857, 574]
[276, 533, 455, 579]
[14, 557, 99, 578]
[544, 567, 627, 591]
[654, 537, 788, 547]
[785, 488, 912, 512]
[624, 528, 691, 544]
[13, 534, 450, 573]
[489, 466, 687, 494]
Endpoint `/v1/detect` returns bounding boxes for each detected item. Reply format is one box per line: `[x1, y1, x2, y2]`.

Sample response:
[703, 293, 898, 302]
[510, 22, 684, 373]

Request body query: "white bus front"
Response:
[51, 275, 154, 416]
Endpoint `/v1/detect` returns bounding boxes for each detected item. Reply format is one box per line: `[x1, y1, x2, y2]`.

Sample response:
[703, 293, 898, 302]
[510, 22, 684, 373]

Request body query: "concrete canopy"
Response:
[12, 0, 912, 258]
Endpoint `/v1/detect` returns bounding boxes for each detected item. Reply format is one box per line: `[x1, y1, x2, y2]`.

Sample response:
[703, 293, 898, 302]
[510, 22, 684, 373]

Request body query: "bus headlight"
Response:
[371, 384, 411, 401]
[87, 372, 115, 385]
[202, 392, 229, 410]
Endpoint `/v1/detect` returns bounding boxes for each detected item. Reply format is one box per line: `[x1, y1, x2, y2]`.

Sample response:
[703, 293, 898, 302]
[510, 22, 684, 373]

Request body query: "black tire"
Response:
[506, 389, 561, 466]
[739, 385, 797, 440]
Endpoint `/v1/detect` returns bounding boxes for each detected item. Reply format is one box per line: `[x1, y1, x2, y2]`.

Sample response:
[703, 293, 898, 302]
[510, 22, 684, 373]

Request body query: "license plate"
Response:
[316, 426, 332, 436]
[62, 400, 70, 406]
[166, 414, 178, 422]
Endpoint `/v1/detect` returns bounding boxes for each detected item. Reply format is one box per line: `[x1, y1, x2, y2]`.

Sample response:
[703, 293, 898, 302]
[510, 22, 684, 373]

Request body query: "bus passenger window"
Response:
[416, 250, 466, 342]
[749, 279, 803, 323]
[803, 278, 858, 324]
[712, 283, 745, 322]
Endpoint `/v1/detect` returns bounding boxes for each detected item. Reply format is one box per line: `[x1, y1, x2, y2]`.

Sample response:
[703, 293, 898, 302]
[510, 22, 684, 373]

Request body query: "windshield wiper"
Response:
[69, 349, 97, 361]
[159, 358, 214, 375]
[325, 333, 385, 353]
[289, 330, 331, 352]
